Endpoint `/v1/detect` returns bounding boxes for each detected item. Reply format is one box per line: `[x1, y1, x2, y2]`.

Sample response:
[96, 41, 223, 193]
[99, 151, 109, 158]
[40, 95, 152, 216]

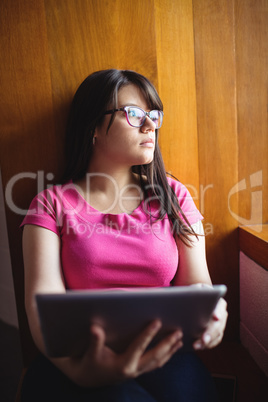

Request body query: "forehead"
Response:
[118, 84, 149, 110]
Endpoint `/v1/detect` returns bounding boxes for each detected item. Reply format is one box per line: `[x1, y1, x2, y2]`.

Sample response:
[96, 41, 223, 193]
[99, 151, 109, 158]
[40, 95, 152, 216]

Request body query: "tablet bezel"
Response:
[36, 285, 227, 357]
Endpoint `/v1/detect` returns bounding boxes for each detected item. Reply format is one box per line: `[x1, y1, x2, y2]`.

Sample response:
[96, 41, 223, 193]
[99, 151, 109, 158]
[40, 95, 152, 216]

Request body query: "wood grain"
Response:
[0, 0, 54, 365]
[44, 0, 159, 149]
[0, 0, 267, 361]
[239, 225, 268, 271]
[193, 0, 239, 338]
[155, 0, 200, 200]
[235, 0, 268, 225]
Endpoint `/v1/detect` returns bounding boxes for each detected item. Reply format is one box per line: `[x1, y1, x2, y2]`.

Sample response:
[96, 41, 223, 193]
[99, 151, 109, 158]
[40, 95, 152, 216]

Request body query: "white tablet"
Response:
[36, 285, 227, 357]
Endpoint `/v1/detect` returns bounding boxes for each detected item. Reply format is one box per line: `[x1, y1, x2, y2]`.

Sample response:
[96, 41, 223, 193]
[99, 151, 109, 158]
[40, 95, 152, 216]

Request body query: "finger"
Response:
[138, 330, 183, 374]
[151, 329, 183, 351]
[193, 339, 205, 350]
[88, 324, 106, 356]
[125, 320, 162, 358]
[212, 298, 227, 321]
[193, 298, 228, 350]
[117, 320, 162, 378]
[204, 329, 224, 349]
[193, 326, 215, 350]
[207, 317, 226, 345]
[151, 329, 183, 358]
[194, 318, 225, 350]
[190, 283, 213, 288]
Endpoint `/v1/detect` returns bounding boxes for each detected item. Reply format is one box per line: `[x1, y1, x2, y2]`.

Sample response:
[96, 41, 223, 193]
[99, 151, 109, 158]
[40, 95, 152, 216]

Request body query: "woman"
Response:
[21, 69, 227, 401]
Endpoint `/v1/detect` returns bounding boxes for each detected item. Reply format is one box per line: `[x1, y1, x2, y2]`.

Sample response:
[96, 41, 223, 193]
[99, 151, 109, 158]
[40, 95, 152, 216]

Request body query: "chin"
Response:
[128, 151, 154, 167]
[140, 152, 154, 165]
[135, 156, 153, 166]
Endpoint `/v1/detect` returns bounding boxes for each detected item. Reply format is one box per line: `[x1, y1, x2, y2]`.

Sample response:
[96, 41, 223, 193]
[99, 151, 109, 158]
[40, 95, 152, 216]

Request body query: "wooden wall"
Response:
[0, 0, 267, 364]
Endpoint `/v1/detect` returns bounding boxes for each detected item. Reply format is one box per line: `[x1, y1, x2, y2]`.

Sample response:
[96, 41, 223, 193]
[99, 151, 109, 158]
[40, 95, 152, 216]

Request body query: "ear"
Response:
[92, 126, 100, 138]
[91, 128, 97, 144]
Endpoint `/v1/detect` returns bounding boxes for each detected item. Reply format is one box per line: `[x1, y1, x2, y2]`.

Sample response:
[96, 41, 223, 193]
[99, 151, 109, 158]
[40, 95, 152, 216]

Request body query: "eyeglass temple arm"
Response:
[104, 108, 124, 115]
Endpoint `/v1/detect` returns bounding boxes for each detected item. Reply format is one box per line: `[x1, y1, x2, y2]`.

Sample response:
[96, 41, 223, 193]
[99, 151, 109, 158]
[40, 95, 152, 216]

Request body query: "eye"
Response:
[128, 109, 137, 117]
[150, 111, 159, 122]
[128, 107, 144, 118]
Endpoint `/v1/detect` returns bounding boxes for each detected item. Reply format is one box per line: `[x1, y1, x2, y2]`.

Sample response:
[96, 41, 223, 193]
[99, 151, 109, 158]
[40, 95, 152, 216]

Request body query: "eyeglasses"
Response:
[104, 106, 163, 129]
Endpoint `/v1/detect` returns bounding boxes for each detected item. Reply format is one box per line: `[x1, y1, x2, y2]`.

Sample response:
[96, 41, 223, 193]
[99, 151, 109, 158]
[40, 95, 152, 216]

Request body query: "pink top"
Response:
[21, 177, 203, 290]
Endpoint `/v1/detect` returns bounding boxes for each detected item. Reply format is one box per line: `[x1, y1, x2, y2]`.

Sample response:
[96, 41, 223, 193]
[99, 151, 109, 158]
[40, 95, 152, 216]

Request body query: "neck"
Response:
[74, 163, 142, 215]
[88, 147, 142, 187]
[88, 166, 138, 193]
[75, 155, 140, 193]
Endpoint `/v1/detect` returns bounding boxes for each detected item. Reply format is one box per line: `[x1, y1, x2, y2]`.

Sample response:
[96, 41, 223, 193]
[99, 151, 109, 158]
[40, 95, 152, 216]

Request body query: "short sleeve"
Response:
[20, 188, 61, 236]
[167, 177, 203, 225]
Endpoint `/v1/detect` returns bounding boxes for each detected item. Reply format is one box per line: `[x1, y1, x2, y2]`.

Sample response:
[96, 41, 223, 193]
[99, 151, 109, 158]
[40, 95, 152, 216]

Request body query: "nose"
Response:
[140, 116, 156, 133]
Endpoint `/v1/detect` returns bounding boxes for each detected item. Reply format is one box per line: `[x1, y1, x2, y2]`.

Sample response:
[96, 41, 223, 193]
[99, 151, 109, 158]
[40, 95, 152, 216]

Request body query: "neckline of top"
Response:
[68, 180, 144, 217]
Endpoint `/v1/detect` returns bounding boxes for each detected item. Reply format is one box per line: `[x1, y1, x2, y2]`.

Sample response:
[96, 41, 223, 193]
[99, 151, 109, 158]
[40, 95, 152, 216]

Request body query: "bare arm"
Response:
[23, 224, 183, 387]
[172, 221, 228, 350]
[172, 222, 212, 287]
[23, 225, 66, 354]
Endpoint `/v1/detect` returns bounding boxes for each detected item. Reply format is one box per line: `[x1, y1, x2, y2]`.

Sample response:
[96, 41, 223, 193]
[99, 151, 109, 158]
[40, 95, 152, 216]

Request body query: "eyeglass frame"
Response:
[104, 106, 164, 129]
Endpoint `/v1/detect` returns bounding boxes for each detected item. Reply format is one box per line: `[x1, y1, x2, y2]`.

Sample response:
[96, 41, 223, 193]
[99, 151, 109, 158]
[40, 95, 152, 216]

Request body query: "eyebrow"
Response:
[118, 103, 140, 108]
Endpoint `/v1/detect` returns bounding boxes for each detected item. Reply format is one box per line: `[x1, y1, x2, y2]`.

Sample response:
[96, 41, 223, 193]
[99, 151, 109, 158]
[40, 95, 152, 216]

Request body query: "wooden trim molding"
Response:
[239, 225, 268, 271]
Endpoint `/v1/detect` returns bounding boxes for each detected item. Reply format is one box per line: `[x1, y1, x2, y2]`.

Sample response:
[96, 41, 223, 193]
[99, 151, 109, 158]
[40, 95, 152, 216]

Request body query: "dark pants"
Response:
[21, 352, 219, 401]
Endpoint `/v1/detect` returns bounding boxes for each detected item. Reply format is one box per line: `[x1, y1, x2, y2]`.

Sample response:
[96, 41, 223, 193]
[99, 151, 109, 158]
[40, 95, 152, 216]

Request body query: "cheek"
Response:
[109, 125, 137, 146]
[99, 131, 135, 159]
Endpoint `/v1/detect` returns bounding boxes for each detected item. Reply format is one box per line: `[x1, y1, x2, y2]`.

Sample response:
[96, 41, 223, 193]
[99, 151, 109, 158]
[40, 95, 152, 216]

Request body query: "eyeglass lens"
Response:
[126, 107, 162, 128]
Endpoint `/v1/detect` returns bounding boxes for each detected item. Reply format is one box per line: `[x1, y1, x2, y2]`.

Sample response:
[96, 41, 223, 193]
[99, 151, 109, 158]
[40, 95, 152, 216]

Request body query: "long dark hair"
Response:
[62, 69, 197, 244]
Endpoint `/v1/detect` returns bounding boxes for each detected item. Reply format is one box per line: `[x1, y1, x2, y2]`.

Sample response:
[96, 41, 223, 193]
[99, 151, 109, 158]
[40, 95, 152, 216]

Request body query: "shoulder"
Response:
[166, 176, 203, 224]
[21, 182, 78, 232]
[166, 176, 190, 199]
[30, 181, 74, 205]
[23, 181, 76, 222]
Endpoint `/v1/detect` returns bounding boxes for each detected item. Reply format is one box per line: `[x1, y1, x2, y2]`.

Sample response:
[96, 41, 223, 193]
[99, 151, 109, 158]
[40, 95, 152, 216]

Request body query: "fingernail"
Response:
[175, 340, 183, 350]
[203, 334, 211, 344]
[213, 312, 221, 321]
[152, 320, 161, 330]
[176, 330, 183, 339]
[194, 341, 203, 350]
[173, 331, 183, 342]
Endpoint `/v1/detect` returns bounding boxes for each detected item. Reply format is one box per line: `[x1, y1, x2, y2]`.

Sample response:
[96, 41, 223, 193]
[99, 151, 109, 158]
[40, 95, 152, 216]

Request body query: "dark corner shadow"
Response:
[0, 319, 23, 402]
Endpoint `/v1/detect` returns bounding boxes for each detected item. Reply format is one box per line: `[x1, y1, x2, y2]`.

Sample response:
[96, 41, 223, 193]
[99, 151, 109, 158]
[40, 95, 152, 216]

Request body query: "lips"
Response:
[140, 138, 155, 146]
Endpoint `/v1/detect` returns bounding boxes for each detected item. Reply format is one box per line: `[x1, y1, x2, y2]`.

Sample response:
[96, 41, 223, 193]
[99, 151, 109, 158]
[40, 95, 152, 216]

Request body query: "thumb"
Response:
[212, 298, 227, 321]
[88, 324, 106, 356]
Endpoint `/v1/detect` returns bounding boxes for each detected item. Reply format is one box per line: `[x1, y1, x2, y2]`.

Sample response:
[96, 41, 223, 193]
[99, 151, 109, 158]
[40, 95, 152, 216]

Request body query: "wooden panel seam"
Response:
[239, 225, 268, 271]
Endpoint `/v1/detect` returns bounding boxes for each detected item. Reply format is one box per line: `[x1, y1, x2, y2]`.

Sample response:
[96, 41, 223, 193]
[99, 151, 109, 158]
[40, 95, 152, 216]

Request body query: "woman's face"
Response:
[93, 84, 157, 169]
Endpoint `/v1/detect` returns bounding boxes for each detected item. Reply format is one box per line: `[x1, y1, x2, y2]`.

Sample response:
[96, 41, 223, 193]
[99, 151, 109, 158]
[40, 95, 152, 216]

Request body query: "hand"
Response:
[193, 297, 228, 350]
[71, 320, 183, 387]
